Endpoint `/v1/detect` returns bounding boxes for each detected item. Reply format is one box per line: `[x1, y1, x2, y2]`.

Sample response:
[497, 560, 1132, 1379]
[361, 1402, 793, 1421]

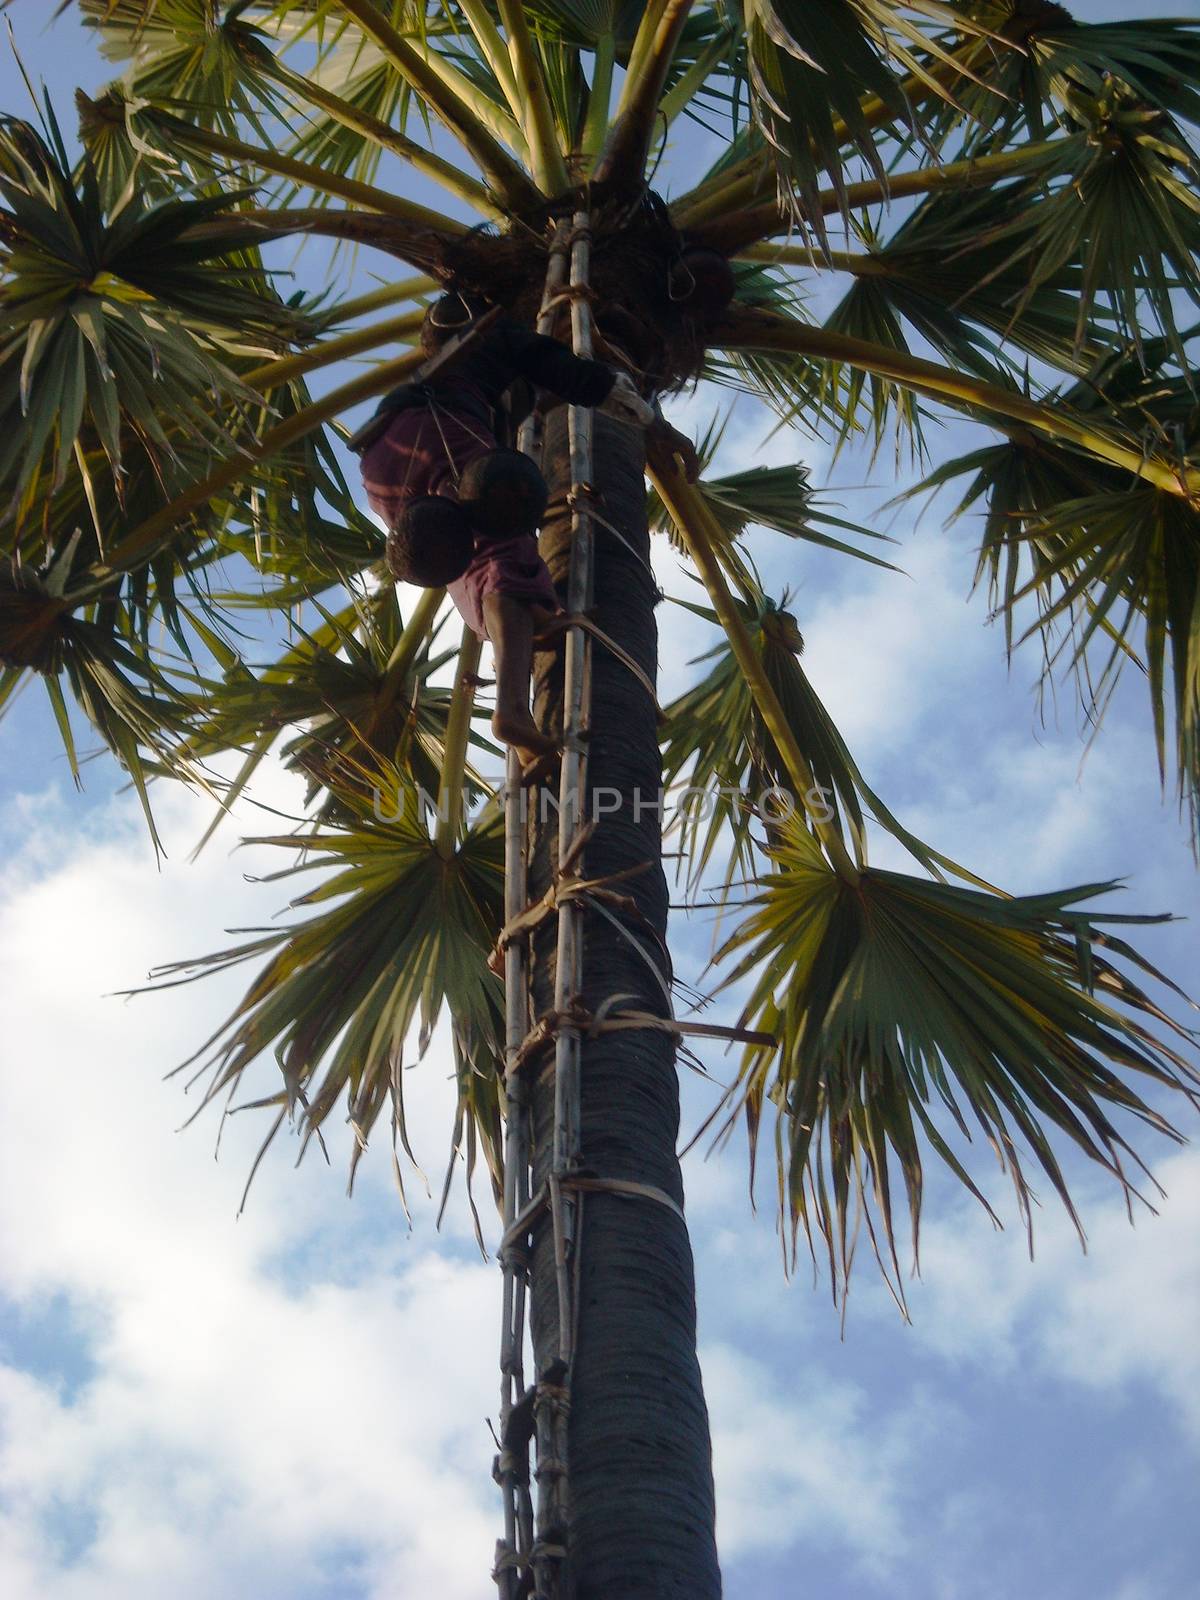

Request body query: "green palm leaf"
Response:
[966, 82, 1200, 364]
[185, 586, 472, 832]
[647, 432, 896, 583]
[521, 0, 645, 50]
[739, 0, 978, 235]
[0, 547, 214, 851]
[150, 764, 508, 1209]
[716, 825, 1200, 1303]
[1016, 486, 1200, 841]
[822, 174, 1124, 387]
[923, 8, 1200, 155]
[0, 113, 312, 507]
[913, 337, 1200, 845]
[75, 0, 285, 141]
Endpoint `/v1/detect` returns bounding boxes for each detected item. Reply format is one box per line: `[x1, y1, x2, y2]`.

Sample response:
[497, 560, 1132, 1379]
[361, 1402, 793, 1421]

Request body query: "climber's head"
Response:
[420, 290, 490, 355]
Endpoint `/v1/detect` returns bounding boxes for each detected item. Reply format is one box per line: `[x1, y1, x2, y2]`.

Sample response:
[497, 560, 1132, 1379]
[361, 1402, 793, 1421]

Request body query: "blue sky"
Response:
[1, 6, 1199, 1600]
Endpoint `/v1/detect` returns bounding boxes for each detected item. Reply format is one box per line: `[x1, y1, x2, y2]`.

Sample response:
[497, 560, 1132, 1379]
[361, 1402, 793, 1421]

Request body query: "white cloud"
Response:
[704, 1342, 946, 1579]
[889, 1150, 1200, 1442]
[794, 531, 993, 758]
[0, 775, 499, 1600]
[0, 1257, 500, 1600]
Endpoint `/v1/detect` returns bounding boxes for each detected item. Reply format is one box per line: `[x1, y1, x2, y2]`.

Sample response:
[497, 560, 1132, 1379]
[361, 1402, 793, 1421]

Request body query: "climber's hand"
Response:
[643, 404, 701, 483]
[655, 420, 701, 482]
[601, 370, 656, 428]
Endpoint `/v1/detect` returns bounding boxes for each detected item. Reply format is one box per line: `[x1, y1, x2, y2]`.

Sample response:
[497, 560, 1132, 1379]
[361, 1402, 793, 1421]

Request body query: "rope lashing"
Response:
[566, 486, 660, 585]
[530, 1542, 569, 1563]
[543, 283, 597, 309]
[554, 605, 663, 711]
[494, 1447, 531, 1481]
[502, 1003, 778, 1081]
[491, 1544, 524, 1575]
[489, 858, 656, 975]
[501, 1174, 688, 1259]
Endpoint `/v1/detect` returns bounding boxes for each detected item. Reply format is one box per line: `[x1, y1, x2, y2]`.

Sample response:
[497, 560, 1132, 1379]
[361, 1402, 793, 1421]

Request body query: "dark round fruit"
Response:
[669, 246, 736, 316]
[385, 495, 475, 587]
[457, 447, 549, 541]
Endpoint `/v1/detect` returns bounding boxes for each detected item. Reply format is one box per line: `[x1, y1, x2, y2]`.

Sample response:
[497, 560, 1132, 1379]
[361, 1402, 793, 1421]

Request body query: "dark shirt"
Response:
[373, 318, 615, 431]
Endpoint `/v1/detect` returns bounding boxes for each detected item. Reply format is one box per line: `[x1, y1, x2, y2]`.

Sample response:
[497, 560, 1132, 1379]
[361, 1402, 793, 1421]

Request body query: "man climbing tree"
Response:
[354, 289, 654, 766]
[2, 3, 1199, 1597]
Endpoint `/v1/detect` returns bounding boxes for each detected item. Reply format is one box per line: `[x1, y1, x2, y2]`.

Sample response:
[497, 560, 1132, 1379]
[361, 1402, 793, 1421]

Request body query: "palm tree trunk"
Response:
[527, 409, 722, 1598]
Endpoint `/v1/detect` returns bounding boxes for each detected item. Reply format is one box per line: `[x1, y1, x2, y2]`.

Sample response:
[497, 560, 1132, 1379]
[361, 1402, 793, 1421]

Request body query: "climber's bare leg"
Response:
[484, 593, 557, 762]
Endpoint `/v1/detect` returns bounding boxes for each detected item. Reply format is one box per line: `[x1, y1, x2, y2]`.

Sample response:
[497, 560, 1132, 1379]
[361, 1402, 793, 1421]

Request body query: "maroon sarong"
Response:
[359, 405, 558, 640]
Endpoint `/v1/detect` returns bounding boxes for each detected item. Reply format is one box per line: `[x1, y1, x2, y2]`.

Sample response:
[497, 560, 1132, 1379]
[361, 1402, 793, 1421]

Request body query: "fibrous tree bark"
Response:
[528, 409, 722, 1597]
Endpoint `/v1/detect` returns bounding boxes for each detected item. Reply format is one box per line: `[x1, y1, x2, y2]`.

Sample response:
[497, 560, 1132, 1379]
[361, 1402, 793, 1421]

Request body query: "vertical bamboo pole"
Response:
[496, 717, 530, 1599]
[555, 208, 595, 1306]
[496, 222, 572, 1599]
[532, 207, 595, 1600]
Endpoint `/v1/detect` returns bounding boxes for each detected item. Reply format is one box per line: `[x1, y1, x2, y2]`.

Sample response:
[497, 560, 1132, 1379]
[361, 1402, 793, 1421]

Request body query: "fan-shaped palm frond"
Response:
[184, 584, 475, 838]
[715, 822, 1200, 1306]
[149, 764, 507, 1211]
[659, 590, 949, 892]
[75, 0, 286, 139]
[653, 468, 970, 889]
[812, 175, 1127, 389]
[0, 103, 409, 806]
[0, 389, 379, 838]
[916, 352, 1200, 850]
[963, 82, 1200, 365]
[0, 113, 304, 507]
[74, 83, 177, 200]
[921, 6, 1200, 157]
[738, 0, 983, 238]
[0, 537, 215, 851]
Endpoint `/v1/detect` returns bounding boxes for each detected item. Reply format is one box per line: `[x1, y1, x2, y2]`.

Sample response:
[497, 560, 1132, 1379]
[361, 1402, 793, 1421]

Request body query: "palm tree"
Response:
[3, 1, 1200, 1594]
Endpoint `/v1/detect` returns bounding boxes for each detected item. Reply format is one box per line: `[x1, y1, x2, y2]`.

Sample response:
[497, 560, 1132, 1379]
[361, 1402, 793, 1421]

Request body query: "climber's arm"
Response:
[494, 321, 616, 406]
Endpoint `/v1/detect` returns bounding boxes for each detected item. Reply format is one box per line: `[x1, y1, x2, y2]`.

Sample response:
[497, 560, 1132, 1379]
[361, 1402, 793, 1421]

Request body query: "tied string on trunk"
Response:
[500, 1168, 687, 1268]
[532, 604, 663, 716]
[488, 832, 659, 978]
[506, 998, 775, 1082]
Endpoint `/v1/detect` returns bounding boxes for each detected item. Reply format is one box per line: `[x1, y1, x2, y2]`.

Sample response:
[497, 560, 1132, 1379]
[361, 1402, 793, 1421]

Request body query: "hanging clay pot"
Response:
[457, 447, 549, 541]
[385, 495, 475, 587]
[668, 245, 736, 316]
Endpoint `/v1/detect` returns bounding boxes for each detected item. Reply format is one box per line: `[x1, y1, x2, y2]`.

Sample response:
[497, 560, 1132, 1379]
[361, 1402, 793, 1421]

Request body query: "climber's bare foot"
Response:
[531, 608, 571, 647]
[493, 710, 557, 762]
[519, 749, 560, 787]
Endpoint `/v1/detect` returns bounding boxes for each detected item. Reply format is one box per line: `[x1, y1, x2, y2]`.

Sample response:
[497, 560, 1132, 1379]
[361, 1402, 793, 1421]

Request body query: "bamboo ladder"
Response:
[493, 211, 594, 1600]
